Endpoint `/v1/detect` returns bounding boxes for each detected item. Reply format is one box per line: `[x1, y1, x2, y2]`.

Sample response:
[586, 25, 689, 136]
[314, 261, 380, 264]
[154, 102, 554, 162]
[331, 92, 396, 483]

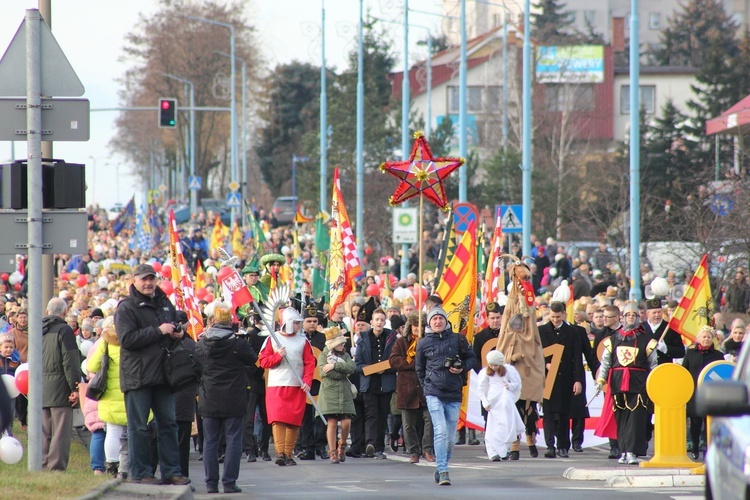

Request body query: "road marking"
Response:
[325, 486, 378, 492]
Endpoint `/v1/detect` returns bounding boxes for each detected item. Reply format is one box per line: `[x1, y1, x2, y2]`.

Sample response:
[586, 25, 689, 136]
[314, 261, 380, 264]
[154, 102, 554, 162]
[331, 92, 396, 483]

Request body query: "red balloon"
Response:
[13, 283, 21, 291]
[160, 281, 174, 296]
[15, 369, 29, 396]
[76, 275, 88, 288]
[196, 287, 208, 300]
[161, 265, 171, 279]
[60, 273, 69, 281]
[152, 262, 163, 273]
[413, 286, 428, 307]
[0, 273, 8, 281]
[364, 247, 373, 256]
[366, 284, 380, 297]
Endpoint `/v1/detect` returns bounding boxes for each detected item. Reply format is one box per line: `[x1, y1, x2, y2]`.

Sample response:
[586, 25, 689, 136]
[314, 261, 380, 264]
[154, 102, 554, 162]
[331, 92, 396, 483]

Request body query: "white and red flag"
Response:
[328, 168, 362, 319]
[167, 210, 204, 340]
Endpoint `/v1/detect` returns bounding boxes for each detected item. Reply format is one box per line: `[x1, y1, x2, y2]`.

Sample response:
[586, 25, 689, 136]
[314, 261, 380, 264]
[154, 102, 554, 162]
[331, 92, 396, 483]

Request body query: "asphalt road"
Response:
[185, 442, 704, 499]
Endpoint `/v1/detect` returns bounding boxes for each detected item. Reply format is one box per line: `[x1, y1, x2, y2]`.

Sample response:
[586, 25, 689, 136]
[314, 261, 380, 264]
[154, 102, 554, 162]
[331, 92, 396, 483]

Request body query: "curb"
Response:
[605, 474, 705, 488]
[76, 478, 122, 500]
[563, 466, 697, 481]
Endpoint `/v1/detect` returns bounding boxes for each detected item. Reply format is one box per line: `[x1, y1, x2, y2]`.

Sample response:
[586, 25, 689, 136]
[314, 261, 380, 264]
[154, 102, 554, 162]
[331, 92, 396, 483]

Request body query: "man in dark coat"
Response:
[355, 307, 396, 460]
[241, 312, 272, 462]
[115, 263, 190, 485]
[538, 302, 584, 458]
[195, 301, 257, 494]
[297, 304, 329, 460]
[569, 321, 600, 452]
[42, 297, 81, 471]
[642, 298, 685, 364]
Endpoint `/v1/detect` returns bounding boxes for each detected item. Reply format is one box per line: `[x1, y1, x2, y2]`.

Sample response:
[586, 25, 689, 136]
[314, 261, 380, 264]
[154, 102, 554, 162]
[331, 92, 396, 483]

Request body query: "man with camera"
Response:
[115, 263, 190, 486]
[416, 306, 476, 486]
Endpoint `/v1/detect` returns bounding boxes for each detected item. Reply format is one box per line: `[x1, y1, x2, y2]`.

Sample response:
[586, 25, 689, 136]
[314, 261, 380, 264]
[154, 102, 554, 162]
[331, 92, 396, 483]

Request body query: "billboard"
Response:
[536, 45, 604, 83]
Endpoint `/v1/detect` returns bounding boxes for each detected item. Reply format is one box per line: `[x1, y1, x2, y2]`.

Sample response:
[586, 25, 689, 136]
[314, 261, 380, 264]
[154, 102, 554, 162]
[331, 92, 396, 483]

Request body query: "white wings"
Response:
[259, 283, 291, 337]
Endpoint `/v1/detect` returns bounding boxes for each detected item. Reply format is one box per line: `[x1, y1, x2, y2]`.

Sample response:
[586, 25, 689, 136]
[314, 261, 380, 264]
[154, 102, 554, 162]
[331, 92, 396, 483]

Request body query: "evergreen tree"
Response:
[652, 0, 738, 67]
[531, 0, 575, 45]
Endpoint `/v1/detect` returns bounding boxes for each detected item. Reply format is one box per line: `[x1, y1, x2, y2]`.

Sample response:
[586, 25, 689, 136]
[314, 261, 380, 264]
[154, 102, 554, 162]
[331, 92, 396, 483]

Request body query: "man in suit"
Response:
[641, 298, 685, 364]
[538, 302, 584, 458]
[569, 318, 600, 453]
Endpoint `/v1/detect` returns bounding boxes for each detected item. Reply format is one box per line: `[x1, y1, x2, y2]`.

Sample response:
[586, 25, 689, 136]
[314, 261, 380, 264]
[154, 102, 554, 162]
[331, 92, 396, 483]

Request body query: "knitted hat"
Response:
[324, 326, 346, 350]
[427, 306, 448, 324]
[486, 350, 505, 366]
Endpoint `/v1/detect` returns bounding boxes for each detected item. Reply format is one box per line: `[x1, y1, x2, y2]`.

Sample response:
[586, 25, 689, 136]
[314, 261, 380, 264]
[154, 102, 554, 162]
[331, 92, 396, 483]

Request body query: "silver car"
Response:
[697, 340, 750, 499]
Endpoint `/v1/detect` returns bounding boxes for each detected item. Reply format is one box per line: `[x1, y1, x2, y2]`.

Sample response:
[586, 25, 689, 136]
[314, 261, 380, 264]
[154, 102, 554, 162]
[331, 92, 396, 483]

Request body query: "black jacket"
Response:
[174, 336, 199, 423]
[195, 324, 257, 418]
[42, 315, 81, 407]
[416, 328, 476, 402]
[472, 326, 500, 374]
[682, 345, 724, 417]
[539, 321, 584, 414]
[115, 284, 176, 392]
[643, 320, 685, 364]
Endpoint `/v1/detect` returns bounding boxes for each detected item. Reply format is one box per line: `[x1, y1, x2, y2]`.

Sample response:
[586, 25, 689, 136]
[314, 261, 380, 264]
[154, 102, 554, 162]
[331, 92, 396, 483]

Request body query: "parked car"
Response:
[172, 203, 231, 226]
[272, 196, 297, 225]
[697, 340, 750, 500]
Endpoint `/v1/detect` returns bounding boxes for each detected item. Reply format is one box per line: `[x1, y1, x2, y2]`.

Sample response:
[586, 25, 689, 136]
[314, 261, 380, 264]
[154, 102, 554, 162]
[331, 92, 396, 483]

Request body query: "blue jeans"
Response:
[124, 385, 181, 480]
[90, 429, 106, 472]
[203, 416, 244, 489]
[426, 396, 460, 473]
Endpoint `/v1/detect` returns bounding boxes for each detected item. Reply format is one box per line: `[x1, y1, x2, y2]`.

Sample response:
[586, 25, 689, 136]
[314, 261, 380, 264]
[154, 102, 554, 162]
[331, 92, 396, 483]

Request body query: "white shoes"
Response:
[618, 452, 638, 464]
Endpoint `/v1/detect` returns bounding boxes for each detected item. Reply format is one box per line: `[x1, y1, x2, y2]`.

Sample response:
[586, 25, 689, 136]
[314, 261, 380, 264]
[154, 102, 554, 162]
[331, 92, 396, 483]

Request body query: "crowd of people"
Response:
[0, 204, 747, 492]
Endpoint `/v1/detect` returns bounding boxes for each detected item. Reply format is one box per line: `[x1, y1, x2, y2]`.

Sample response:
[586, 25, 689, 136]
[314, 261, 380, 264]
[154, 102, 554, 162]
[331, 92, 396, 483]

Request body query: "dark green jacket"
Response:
[42, 315, 81, 407]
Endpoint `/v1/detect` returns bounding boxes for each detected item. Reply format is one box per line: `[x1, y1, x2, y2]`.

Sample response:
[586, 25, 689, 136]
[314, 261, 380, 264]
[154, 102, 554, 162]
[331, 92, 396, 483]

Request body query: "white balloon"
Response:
[0, 435, 23, 464]
[205, 266, 218, 276]
[650, 277, 670, 297]
[393, 287, 411, 300]
[79, 339, 94, 357]
[1, 374, 18, 398]
[14, 363, 28, 375]
[549, 267, 558, 277]
[81, 359, 88, 376]
[97, 277, 109, 289]
[8, 272, 22, 286]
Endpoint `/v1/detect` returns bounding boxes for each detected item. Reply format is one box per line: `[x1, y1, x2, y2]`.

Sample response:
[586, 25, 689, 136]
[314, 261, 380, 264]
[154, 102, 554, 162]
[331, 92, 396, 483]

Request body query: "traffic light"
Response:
[159, 98, 177, 128]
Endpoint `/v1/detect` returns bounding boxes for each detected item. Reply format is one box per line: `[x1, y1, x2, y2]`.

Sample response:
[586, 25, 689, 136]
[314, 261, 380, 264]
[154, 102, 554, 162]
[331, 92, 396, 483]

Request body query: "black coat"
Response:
[568, 324, 600, 418]
[682, 345, 724, 417]
[174, 336, 199, 423]
[415, 329, 476, 403]
[195, 325, 257, 419]
[244, 327, 268, 394]
[115, 284, 176, 392]
[472, 327, 500, 373]
[643, 320, 685, 364]
[539, 321, 584, 414]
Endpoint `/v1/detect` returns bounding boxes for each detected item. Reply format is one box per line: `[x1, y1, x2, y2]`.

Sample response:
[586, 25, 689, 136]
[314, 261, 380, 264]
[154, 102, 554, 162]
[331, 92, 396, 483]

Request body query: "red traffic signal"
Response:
[158, 98, 177, 128]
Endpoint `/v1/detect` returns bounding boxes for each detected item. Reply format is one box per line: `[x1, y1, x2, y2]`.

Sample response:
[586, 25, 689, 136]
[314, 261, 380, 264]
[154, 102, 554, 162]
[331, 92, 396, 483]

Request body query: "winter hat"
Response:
[486, 350, 505, 366]
[427, 306, 448, 324]
[324, 326, 347, 350]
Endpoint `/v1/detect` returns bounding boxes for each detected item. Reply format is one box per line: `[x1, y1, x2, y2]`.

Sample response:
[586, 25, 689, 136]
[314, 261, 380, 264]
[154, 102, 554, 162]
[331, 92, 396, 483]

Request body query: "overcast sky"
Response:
[0, 0, 445, 209]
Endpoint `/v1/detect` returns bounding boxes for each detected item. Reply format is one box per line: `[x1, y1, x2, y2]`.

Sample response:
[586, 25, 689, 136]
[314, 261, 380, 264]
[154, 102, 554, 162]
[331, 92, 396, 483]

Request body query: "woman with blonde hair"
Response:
[87, 316, 129, 478]
[682, 325, 724, 461]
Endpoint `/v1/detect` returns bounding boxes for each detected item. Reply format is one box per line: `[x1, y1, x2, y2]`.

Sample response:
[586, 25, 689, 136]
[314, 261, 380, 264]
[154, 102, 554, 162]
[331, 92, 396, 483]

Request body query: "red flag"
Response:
[168, 210, 204, 340]
[218, 266, 253, 310]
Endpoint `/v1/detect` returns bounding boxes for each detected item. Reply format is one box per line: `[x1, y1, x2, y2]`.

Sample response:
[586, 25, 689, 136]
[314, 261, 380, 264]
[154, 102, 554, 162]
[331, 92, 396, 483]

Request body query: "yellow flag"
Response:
[435, 222, 477, 341]
[210, 217, 228, 252]
[232, 222, 243, 256]
[668, 254, 712, 343]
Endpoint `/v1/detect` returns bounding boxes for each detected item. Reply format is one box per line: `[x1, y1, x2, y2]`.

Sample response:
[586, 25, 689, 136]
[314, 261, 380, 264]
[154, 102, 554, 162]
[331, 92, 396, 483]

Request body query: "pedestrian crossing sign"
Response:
[188, 176, 202, 191]
[499, 205, 522, 233]
[226, 192, 241, 208]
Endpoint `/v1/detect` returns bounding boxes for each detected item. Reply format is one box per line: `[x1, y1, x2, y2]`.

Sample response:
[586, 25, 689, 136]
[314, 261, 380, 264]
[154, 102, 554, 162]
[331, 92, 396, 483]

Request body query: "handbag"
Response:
[163, 339, 201, 392]
[86, 342, 108, 401]
[348, 378, 358, 398]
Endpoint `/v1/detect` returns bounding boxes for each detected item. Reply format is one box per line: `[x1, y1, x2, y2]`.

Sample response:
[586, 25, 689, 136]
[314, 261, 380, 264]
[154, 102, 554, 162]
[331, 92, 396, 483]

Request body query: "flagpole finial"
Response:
[413, 130, 424, 139]
[217, 247, 238, 269]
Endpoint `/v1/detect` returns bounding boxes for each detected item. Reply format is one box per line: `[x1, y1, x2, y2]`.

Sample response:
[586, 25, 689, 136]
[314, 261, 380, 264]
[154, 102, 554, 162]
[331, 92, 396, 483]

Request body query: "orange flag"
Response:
[668, 254, 712, 343]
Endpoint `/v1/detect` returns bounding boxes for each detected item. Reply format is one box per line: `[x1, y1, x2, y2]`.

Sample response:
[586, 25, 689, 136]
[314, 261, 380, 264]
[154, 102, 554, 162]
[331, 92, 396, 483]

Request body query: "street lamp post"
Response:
[629, 0, 642, 301]
[521, 0, 532, 257]
[459, 0, 468, 202]
[400, 0, 410, 280]
[356, 0, 364, 256]
[320, 0, 328, 212]
[183, 15, 237, 224]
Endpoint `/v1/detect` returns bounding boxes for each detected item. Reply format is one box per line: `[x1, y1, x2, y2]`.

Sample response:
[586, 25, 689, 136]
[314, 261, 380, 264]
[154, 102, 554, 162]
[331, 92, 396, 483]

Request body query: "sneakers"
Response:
[206, 484, 219, 494]
[626, 452, 638, 465]
[390, 436, 399, 452]
[608, 446, 620, 459]
[246, 452, 257, 463]
[374, 451, 387, 460]
[491, 455, 501, 462]
[434, 470, 440, 483]
[438, 472, 451, 486]
[224, 484, 242, 494]
[618, 453, 628, 464]
[261, 451, 272, 461]
[365, 444, 375, 458]
[544, 447, 556, 458]
[275, 453, 287, 466]
[285, 455, 297, 466]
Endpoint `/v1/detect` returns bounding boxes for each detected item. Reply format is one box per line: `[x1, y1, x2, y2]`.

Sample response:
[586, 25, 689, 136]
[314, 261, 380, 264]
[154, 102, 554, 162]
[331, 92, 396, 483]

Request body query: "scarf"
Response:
[406, 335, 418, 364]
[696, 344, 711, 353]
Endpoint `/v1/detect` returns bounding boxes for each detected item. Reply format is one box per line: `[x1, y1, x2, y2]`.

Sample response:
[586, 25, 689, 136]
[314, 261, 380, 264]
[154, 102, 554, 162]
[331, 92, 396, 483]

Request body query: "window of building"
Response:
[567, 11, 577, 24]
[648, 12, 661, 30]
[620, 85, 656, 114]
[584, 10, 596, 26]
[448, 86, 501, 113]
[544, 84, 595, 112]
[493, 13, 502, 27]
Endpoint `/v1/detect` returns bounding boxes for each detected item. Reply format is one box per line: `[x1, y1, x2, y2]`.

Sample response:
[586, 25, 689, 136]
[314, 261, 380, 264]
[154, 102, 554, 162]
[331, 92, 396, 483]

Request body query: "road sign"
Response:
[0, 98, 90, 141]
[710, 195, 733, 216]
[392, 207, 418, 244]
[698, 360, 734, 385]
[226, 192, 242, 208]
[0, 210, 87, 254]
[452, 202, 478, 234]
[229, 181, 239, 192]
[0, 16, 84, 97]
[499, 205, 522, 233]
[188, 176, 202, 191]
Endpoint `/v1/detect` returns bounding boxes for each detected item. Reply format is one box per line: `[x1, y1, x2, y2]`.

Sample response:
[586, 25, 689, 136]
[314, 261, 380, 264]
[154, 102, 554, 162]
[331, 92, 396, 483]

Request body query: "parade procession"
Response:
[3, 0, 750, 499]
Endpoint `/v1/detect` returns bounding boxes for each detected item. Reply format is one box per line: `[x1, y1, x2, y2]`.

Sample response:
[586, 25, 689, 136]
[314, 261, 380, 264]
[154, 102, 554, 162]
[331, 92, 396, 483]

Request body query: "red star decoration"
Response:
[379, 131, 464, 211]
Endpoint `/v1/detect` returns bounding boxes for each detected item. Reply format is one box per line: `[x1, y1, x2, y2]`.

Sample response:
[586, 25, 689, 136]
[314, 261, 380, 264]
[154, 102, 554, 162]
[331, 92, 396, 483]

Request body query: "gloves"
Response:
[656, 340, 667, 354]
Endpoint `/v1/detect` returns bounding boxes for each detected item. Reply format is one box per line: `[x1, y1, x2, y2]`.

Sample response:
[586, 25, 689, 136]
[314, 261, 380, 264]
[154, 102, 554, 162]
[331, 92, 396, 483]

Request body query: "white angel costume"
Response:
[477, 363, 526, 459]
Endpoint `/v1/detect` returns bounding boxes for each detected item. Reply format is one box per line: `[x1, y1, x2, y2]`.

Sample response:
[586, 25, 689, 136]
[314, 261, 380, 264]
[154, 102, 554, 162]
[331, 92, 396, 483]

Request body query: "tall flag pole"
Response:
[328, 168, 363, 319]
[668, 254, 712, 344]
[168, 209, 204, 340]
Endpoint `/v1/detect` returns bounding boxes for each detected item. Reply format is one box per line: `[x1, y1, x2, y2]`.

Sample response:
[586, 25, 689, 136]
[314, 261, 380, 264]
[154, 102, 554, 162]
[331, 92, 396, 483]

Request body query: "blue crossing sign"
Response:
[499, 205, 522, 233]
[188, 176, 202, 191]
[226, 191, 241, 208]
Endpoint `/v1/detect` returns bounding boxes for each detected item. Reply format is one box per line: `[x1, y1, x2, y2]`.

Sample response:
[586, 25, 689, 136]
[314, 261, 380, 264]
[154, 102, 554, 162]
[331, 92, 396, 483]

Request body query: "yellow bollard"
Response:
[641, 363, 696, 468]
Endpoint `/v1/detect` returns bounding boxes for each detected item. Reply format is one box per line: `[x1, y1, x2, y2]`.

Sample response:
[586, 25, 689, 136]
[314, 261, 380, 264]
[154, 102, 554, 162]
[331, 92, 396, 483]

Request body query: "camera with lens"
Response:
[173, 311, 188, 334]
[444, 355, 463, 370]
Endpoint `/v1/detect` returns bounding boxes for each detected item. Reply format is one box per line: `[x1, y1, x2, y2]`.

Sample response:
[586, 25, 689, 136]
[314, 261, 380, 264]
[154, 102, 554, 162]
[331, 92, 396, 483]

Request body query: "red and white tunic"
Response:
[258, 332, 315, 426]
